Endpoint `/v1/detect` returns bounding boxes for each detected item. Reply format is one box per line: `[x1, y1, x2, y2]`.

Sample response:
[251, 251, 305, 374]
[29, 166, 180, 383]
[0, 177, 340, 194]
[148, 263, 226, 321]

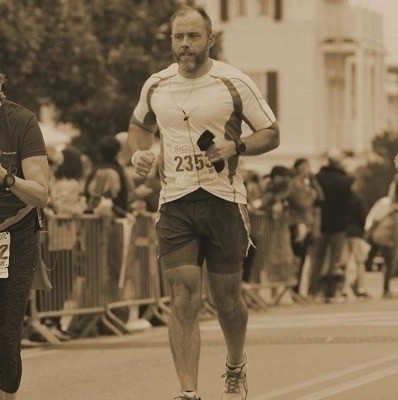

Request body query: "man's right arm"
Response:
[128, 119, 155, 154]
[128, 120, 156, 178]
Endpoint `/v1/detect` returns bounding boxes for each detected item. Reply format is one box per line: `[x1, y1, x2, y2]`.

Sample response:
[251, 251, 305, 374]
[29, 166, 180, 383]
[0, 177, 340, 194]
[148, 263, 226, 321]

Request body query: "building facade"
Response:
[198, 0, 385, 171]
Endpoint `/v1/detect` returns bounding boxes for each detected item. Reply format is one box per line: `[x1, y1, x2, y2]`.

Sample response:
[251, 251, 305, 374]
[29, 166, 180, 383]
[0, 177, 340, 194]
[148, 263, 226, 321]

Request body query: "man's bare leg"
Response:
[208, 270, 248, 365]
[164, 265, 203, 392]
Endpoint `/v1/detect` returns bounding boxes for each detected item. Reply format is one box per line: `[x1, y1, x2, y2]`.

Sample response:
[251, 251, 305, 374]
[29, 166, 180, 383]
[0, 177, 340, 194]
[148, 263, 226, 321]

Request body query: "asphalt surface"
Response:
[19, 271, 398, 400]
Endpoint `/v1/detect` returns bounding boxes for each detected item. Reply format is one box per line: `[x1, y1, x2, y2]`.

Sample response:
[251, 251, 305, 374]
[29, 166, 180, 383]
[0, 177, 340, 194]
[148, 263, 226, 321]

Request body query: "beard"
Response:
[173, 46, 208, 74]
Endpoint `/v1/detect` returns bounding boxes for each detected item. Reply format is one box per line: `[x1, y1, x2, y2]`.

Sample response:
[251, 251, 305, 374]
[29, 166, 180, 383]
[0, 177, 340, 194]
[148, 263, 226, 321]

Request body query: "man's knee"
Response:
[170, 284, 202, 320]
[214, 295, 246, 319]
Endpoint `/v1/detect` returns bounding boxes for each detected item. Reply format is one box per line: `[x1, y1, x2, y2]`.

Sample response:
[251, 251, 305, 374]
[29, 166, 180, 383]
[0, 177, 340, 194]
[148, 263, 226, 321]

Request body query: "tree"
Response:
[0, 0, 181, 156]
[0, 0, 224, 156]
[355, 130, 398, 210]
[0, 0, 45, 114]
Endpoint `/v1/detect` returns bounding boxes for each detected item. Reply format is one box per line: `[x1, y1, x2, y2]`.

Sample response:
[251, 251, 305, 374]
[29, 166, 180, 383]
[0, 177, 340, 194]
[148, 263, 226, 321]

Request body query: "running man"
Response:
[128, 5, 279, 399]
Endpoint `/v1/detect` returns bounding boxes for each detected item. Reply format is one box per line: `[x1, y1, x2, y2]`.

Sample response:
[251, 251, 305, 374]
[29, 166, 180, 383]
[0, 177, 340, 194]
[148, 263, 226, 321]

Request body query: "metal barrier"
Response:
[104, 213, 166, 333]
[27, 209, 302, 344]
[246, 210, 302, 305]
[29, 214, 113, 343]
[29, 212, 166, 342]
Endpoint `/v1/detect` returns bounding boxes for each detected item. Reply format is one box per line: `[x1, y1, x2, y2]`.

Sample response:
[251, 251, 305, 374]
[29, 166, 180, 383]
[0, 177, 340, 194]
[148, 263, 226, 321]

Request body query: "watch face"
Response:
[4, 174, 15, 187]
[237, 141, 246, 154]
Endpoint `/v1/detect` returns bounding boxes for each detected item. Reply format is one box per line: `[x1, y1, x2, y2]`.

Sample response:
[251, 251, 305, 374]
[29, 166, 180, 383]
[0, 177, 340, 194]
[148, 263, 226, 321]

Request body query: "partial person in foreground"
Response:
[0, 72, 50, 399]
[128, 5, 279, 399]
[365, 160, 398, 299]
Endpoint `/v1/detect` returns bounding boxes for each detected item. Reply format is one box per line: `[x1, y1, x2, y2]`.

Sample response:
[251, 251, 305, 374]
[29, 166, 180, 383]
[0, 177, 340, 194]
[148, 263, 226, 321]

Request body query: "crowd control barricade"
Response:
[246, 210, 302, 305]
[29, 214, 113, 344]
[28, 208, 303, 344]
[104, 212, 166, 333]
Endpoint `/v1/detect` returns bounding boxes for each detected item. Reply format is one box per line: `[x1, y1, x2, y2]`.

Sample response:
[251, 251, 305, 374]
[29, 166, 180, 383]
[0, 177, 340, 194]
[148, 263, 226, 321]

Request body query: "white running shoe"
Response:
[221, 357, 248, 399]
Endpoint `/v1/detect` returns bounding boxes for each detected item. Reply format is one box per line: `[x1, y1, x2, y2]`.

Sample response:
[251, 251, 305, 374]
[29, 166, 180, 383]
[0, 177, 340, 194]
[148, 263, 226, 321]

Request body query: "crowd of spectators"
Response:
[242, 148, 398, 303]
[41, 137, 398, 328]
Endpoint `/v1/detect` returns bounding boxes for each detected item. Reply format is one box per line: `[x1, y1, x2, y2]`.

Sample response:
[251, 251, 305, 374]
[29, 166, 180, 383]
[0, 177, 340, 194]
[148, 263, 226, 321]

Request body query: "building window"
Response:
[258, 0, 273, 16]
[267, 71, 278, 118]
[257, 0, 283, 21]
[221, 0, 229, 21]
[236, 0, 246, 16]
[246, 71, 278, 118]
[274, 0, 282, 21]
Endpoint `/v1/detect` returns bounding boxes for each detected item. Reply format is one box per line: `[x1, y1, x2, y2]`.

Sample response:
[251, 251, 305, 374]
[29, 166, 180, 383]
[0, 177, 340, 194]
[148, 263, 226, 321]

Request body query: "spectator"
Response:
[252, 165, 292, 214]
[288, 158, 324, 296]
[80, 153, 93, 185]
[42, 145, 88, 340]
[243, 170, 262, 206]
[252, 166, 297, 298]
[0, 71, 50, 399]
[308, 148, 353, 300]
[85, 135, 129, 217]
[86, 134, 154, 331]
[346, 178, 370, 297]
[47, 145, 87, 216]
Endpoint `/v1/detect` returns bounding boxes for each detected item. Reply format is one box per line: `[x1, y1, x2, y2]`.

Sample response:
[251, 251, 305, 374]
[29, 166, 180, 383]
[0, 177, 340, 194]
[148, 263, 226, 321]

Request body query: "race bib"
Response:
[172, 142, 218, 188]
[0, 231, 10, 278]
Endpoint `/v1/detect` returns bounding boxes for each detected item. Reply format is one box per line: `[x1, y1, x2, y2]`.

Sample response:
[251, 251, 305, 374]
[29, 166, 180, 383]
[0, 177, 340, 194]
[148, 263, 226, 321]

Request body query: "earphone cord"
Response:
[169, 69, 197, 117]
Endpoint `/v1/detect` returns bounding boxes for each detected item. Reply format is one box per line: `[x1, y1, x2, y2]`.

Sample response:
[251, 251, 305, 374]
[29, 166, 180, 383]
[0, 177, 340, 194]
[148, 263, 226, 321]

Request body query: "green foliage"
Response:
[355, 130, 398, 210]
[0, 0, 44, 113]
[0, 0, 183, 156]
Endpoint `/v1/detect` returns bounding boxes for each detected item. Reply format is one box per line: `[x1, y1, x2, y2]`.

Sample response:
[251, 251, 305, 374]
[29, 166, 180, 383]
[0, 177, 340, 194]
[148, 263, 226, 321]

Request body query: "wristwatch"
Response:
[3, 172, 16, 188]
[233, 138, 246, 156]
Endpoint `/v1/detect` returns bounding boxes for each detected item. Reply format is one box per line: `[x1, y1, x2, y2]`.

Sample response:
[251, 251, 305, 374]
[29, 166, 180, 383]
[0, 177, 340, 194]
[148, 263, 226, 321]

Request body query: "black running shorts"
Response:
[156, 195, 250, 274]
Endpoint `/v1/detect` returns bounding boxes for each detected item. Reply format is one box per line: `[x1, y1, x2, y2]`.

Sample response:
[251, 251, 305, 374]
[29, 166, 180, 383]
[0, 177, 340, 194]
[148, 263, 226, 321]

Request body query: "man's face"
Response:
[171, 11, 210, 75]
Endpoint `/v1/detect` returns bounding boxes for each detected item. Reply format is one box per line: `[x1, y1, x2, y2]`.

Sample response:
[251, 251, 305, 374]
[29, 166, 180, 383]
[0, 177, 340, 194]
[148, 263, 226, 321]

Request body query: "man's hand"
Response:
[0, 164, 7, 181]
[131, 151, 156, 178]
[204, 138, 236, 164]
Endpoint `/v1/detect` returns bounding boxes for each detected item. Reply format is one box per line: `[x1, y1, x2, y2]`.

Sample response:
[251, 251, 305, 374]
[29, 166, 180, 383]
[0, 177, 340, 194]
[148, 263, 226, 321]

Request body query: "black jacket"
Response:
[316, 164, 353, 233]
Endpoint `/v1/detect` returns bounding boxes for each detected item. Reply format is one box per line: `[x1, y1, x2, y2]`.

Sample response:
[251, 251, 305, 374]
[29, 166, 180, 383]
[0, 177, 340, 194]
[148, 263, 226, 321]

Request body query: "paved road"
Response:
[19, 272, 398, 400]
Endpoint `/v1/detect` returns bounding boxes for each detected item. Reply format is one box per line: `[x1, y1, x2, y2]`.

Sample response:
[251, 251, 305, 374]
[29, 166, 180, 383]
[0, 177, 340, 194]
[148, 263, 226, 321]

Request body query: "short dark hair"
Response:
[170, 5, 212, 36]
[270, 165, 292, 179]
[54, 146, 83, 180]
[98, 135, 121, 161]
[293, 158, 308, 170]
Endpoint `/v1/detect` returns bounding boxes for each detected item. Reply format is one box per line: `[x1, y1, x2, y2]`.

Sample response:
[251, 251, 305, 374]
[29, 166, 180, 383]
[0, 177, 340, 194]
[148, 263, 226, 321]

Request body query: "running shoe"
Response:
[221, 358, 248, 399]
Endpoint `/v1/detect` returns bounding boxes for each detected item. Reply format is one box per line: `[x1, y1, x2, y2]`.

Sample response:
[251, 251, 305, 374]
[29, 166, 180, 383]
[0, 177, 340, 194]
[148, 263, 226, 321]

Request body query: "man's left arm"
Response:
[209, 121, 280, 162]
[239, 121, 280, 156]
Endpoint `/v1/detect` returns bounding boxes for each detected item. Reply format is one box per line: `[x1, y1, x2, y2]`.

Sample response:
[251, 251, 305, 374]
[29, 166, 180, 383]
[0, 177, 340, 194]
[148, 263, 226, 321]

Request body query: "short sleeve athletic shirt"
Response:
[131, 59, 276, 205]
[0, 100, 47, 227]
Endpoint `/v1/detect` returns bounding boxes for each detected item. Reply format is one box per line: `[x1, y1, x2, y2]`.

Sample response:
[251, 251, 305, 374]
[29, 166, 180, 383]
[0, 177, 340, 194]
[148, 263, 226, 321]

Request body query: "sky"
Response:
[349, 0, 398, 64]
